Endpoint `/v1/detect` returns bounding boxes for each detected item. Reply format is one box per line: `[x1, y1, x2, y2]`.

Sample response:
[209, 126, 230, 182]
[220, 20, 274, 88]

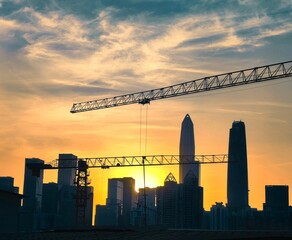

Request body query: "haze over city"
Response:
[0, 0, 292, 215]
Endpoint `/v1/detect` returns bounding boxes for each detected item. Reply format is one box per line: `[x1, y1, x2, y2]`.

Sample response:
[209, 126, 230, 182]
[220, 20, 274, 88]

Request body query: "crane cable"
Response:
[145, 104, 148, 155]
[139, 105, 142, 156]
[139, 104, 149, 156]
[139, 104, 149, 227]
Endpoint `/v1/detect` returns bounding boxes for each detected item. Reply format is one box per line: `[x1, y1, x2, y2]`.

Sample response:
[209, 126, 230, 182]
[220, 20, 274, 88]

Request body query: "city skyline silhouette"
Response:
[1, 115, 291, 232]
[0, 0, 291, 237]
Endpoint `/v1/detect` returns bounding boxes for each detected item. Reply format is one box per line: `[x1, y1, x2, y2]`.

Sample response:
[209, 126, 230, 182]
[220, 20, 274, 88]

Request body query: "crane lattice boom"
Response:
[31, 154, 228, 170]
[70, 61, 292, 113]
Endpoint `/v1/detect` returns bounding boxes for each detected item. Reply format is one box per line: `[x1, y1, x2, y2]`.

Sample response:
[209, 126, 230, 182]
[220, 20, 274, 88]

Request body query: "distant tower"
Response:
[227, 121, 249, 211]
[179, 114, 200, 184]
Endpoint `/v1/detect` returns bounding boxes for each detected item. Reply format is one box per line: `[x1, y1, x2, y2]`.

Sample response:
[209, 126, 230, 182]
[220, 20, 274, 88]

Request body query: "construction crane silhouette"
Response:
[29, 155, 228, 226]
[68, 60, 292, 225]
[70, 61, 292, 113]
[30, 61, 291, 227]
[70, 61, 292, 225]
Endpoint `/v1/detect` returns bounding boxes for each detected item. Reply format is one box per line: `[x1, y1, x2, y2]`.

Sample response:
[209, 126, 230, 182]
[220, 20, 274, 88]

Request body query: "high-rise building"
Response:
[107, 177, 136, 226]
[41, 182, 58, 230]
[177, 171, 204, 229]
[57, 154, 79, 228]
[56, 185, 77, 228]
[95, 177, 136, 227]
[22, 158, 44, 232]
[227, 121, 249, 211]
[107, 178, 123, 207]
[137, 187, 157, 226]
[95, 178, 123, 227]
[263, 185, 289, 230]
[155, 172, 204, 229]
[179, 114, 200, 184]
[162, 173, 178, 228]
[57, 154, 77, 188]
[98, 178, 123, 226]
[119, 177, 136, 226]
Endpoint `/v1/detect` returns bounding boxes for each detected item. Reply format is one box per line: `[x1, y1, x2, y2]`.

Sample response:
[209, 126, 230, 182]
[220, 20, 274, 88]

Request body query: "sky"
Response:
[0, 0, 292, 211]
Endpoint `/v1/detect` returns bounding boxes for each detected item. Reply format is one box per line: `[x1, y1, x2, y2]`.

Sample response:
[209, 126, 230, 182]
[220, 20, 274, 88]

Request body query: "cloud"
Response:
[0, 2, 291, 101]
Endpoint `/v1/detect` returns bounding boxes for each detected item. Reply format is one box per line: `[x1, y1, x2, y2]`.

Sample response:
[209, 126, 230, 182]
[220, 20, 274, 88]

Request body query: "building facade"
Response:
[22, 158, 44, 232]
[179, 114, 200, 184]
[227, 121, 249, 212]
[57, 154, 77, 188]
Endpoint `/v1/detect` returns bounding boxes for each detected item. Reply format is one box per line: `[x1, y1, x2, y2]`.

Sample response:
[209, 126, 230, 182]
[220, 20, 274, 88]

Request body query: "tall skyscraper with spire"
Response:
[179, 114, 200, 184]
[227, 121, 249, 211]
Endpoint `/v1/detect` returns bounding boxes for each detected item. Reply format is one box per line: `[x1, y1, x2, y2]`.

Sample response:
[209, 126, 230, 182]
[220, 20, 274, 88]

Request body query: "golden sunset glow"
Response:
[0, 1, 291, 215]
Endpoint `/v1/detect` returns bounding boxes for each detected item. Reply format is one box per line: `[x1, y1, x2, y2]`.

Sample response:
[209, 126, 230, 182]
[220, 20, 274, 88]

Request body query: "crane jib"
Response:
[70, 60, 292, 113]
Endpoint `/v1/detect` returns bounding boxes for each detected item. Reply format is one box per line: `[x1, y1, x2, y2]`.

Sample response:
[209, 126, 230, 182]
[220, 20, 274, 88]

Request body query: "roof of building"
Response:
[0, 189, 24, 198]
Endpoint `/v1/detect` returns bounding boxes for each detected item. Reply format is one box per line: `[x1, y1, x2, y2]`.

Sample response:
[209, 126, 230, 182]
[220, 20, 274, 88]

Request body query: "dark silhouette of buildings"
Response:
[56, 154, 93, 229]
[22, 158, 44, 232]
[0, 177, 19, 193]
[0, 189, 23, 233]
[18, 154, 94, 231]
[135, 187, 157, 226]
[209, 202, 228, 230]
[178, 171, 203, 229]
[95, 177, 136, 227]
[1, 119, 292, 233]
[41, 182, 58, 230]
[0, 177, 22, 233]
[263, 185, 290, 230]
[179, 114, 200, 184]
[118, 177, 136, 226]
[57, 154, 77, 188]
[227, 121, 249, 212]
[132, 172, 203, 229]
[160, 173, 178, 228]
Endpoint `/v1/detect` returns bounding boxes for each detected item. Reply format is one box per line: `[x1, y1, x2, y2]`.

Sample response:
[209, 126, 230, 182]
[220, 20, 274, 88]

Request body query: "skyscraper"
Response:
[119, 177, 136, 226]
[57, 153, 77, 188]
[41, 182, 58, 229]
[227, 121, 249, 211]
[22, 158, 44, 232]
[179, 114, 200, 184]
[56, 154, 78, 228]
[95, 178, 123, 226]
[162, 173, 178, 228]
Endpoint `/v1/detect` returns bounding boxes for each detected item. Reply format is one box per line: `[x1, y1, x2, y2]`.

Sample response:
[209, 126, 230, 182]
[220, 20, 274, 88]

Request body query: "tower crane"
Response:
[70, 61, 292, 113]
[29, 154, 228, 226]
[43, 60, 291, 226]
[65, 60, 292, 225]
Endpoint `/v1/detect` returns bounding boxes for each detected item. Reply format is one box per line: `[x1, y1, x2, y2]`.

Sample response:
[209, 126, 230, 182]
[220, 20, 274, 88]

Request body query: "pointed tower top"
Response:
[164, 172, 177, 183]
[182, 113, 193, 125]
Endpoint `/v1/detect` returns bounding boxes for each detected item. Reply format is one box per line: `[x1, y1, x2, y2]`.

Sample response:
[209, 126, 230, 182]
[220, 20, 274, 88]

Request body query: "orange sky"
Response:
[0, 1, 291, 212]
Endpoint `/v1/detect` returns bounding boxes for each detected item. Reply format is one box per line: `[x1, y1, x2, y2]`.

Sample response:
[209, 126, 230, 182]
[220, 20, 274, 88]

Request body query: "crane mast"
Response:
[70, 61, 292, 113]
